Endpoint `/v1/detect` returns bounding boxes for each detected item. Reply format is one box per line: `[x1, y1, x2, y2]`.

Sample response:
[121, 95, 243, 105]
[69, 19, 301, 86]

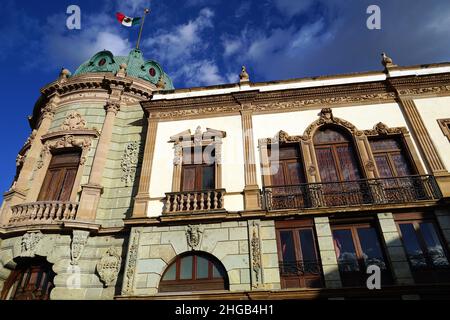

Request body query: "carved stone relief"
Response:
[121, 141, 140, 186]
[61, 111, 87, 131]
[97, 247, 122, 287]
[122, 229, 141, 295]
[70, 230, 89, 265]
[20, 231, 44, 257]
[250, 222, 262, 288]
[186, 225, 202, 250]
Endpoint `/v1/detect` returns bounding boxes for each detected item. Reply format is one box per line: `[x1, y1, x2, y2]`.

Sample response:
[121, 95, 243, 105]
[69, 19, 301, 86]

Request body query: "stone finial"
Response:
[59, 68, 71, 82]
[239, 65, 250, 83]
[156, 76, 165, 89]
[381, 52, 398, 69]
[116, 63, 127, 77]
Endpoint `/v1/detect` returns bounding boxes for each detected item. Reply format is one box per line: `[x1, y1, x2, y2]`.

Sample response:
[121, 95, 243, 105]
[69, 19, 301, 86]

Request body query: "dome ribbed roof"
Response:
[73, 48, 174, 90]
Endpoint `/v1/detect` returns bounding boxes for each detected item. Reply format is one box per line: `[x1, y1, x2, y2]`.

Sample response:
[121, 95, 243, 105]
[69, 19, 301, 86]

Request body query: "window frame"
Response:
[395, 212, 450, 283]
[437, 119, 450, 141]
[331, 219, 393, 287]
[275, 219, 324, 289]
[159, 253, 229, 293]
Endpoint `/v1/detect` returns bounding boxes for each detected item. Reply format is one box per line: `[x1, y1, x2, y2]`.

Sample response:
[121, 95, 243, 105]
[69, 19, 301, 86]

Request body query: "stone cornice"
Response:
[143, 72, 450, 120]
[41, 129, 100, 143]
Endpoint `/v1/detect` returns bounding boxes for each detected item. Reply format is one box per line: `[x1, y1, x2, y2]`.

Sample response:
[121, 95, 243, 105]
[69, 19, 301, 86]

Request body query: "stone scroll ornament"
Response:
[251, 227, 262, 287]
[20, 231, 44, 257]
[97, 247, 122, 287]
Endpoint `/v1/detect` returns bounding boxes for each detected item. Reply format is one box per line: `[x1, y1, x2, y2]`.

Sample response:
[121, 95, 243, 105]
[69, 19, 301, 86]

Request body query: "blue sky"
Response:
[1, 0, 450, 197]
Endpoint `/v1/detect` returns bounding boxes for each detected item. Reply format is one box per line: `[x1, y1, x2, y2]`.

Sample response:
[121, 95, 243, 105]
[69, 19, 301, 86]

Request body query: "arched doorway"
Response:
[313, 126, 367, 206]
[159, 252, 229, 293]
[1, 257, 55, 300]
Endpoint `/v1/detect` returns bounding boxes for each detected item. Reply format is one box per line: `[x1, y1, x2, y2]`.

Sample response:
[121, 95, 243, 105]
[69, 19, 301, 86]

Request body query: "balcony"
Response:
[8, 201, 79, 225]
[263, 175, 442, 211]
[163, 189, 225, 214]
[279, 260, 324, 288]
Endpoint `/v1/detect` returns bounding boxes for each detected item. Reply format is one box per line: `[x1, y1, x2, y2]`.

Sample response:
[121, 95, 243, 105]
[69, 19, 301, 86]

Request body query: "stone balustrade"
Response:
[8, 201, 79, 225]
[164, 189, 225, 213]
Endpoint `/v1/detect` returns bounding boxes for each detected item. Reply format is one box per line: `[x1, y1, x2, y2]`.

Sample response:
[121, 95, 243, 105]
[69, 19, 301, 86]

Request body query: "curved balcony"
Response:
[8, 201, 79, 226]
[263, 175, 442, 211]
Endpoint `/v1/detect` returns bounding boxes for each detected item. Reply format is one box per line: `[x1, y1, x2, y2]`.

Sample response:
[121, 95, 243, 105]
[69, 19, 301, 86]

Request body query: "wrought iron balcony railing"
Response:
[263, 175, 442, 211]
[8, 201, 79, 225]
[163, 189, 225, 214]
[279, 260, 322, 276]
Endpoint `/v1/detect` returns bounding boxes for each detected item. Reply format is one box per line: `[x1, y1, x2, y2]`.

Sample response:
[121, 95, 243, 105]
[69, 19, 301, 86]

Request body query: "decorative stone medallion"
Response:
[97, 247, 122, 287]
[186, 225, 202, 250]
[71, 230, 89, 265]
[20, 231, 44, 257]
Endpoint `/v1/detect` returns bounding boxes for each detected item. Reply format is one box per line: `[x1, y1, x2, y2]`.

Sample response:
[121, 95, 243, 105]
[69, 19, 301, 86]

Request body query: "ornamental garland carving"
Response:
[149, 93, 396, 119]
[97, 247, 122, 287]
[122, 229, 141, 295]
[397, 85, 450, 96]
[121, 141, 140, 186]
[250, 223, 262, 288]
[71, 230, 90, 265]
[61, 111, 87, 131]
[303, 108, 361, 139]
[20, 231, 44, 257]
[37, 135, 92, 169]
[264, 130, 303, 144]
[186, 225, 202, 250]
[363, 122, 408, 136]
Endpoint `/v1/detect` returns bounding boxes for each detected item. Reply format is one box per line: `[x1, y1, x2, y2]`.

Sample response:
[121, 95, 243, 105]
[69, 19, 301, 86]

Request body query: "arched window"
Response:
[159, 252, 229, 293]
[313, 126, 366, 206]
[1, 257, 55, 300]
[313, 127, 363, 182]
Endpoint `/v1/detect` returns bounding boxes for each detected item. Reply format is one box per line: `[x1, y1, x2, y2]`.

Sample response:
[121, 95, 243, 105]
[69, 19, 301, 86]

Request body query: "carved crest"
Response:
[71, 230, 89, 265]
[186, 225, 202, 250]
[303, 108, 358, 139]
[21, 231, 43, 257]
[363, 122, 408, 136]
[61, 111, 87, 131]
[97, 247, 122, 287]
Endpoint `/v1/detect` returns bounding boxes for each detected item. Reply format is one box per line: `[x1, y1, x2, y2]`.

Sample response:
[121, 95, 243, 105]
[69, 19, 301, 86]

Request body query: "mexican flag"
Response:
[116, 12, 142, 27]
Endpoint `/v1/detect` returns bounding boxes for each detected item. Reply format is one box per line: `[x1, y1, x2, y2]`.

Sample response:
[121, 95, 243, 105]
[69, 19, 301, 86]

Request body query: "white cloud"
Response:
[143, 8, 214, 63]
[222, 37, 243, 57]
[273, 0, 315, 18]
[172, 60, 225, 87]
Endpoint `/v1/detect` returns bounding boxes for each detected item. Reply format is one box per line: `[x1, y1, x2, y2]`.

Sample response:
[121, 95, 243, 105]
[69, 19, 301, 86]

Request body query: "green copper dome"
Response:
[73, 49, 174, 90]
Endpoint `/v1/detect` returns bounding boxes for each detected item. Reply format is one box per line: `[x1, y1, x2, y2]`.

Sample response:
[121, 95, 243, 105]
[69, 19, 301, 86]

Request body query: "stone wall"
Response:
[121, 219, 280, 296]
[0, 232, 127, 300]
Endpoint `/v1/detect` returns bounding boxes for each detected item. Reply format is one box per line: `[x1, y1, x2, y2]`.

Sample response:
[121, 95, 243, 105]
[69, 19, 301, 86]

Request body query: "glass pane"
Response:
[332, 229, 359, 271]
[336, 145, 362, 181]
[315, 147, 338, 182]
[357, 227, 387, 270]
[181, 166, 196, 191]
[279, 146, 300, 159]
[399, 223, 427, 269]
[299, 229, 319, 274]
[374, 155, 394, 178]
[162, 263, 176, 281]
[212, 263, 224, 278]
[201, 165, 215, 190]
[299, 229, 317, 262]
[180, 256, 193, 280]
[369, 138, 402, 152]
[287, 161, 304, 185]
[280, 231, 296, 262]
[196, 256, 209, 279]
[313, 128, 349, 144]
[391, 153, 414, 176]
[270, 161, 285, 186]
[419, 223, 450, 267]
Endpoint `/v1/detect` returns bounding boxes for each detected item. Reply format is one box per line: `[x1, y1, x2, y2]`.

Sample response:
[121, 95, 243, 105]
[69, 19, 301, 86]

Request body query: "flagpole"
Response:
[136, 8, 150, 50]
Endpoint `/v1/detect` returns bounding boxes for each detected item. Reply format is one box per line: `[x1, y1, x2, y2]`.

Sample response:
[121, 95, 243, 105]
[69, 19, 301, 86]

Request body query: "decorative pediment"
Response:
[303, 108, 362, 139]
[263, 130, 303, 145]
[363, 122, 408, 136]
[169, 126, 226, 143]
[61, 111, 87, 131]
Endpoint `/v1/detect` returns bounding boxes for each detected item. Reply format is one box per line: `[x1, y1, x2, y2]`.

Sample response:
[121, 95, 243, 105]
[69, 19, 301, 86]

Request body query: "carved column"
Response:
[77, 101, 120, 221]
[1, 96, 57, 226]
[240, 110, 261, 210]
[133, 116, 158, 218]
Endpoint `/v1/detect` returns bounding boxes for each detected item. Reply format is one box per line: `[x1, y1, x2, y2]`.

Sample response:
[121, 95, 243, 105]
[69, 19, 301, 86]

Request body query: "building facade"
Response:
[1, 50, 450, 300]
